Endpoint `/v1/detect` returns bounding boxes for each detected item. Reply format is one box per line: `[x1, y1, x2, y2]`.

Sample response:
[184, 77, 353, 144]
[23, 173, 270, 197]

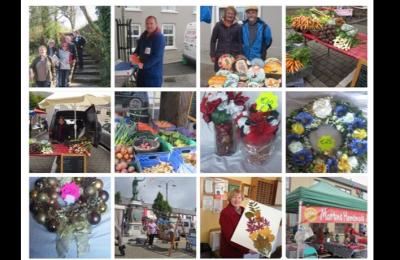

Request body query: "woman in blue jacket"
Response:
[242, 7, 272, 61]
[132, 16, 165, 87]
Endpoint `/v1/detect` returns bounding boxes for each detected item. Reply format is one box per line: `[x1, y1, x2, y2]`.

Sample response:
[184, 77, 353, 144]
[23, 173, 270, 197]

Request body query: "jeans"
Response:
[35, 81, 51, 87]
[148, 234, 156, 246]
[57, 69, 70, 87]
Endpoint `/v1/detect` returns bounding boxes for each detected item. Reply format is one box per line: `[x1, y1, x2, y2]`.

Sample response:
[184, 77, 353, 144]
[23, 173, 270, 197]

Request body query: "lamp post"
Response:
[158, 179, 176, 203]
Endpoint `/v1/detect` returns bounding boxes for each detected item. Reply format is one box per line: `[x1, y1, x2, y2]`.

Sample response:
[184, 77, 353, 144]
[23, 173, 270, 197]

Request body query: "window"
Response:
[125, 6, 142, 12]
[161, 6, 178, 13]
[130, 24, 141, 51]
[148, 92, 161, 120]
[361, 191, 367, 200]
[162, 24, 176, 49]
[192, 7, 197, 15]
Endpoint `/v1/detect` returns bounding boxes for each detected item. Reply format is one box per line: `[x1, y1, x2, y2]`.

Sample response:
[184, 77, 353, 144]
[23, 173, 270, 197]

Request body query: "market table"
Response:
[30, 144, 88, 173]
[324, 242, 367, 258]
[302, 32, 367, 87]
[29, 144, 70, 157]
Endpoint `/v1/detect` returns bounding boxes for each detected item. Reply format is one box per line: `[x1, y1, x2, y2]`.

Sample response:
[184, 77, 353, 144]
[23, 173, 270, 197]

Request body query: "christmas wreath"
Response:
[287, 97, 367, 173]
[30, 177, 109, 257]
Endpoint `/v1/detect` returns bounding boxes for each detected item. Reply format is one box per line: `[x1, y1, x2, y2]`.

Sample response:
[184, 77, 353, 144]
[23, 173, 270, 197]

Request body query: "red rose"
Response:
[201, 96, 222, 123]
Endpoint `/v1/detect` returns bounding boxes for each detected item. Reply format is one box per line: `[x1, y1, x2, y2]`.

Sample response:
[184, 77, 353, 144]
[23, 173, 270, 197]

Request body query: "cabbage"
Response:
[341, 24, 358, 37]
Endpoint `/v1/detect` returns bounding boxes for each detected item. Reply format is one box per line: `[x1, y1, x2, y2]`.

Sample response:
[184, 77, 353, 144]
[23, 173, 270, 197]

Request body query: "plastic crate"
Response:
[157, 131, 196, 152]
[136, 152, 181, 173]
[172, 147, 196, 173]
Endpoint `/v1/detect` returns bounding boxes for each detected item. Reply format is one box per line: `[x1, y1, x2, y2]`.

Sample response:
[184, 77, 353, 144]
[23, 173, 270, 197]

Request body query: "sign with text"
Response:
[301, 206, 367, 224]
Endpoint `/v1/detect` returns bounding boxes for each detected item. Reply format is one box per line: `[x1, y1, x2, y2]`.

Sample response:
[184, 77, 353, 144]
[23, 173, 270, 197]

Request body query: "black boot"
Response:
[119, 245, 126, 256]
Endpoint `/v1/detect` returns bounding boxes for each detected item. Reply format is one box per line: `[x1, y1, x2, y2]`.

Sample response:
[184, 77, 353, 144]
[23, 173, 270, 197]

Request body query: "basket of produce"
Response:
[158, 130, 196, 151]
[136, 152, 181, 173]
[172, 147, 196, 173]
[133, 137, 160, 153]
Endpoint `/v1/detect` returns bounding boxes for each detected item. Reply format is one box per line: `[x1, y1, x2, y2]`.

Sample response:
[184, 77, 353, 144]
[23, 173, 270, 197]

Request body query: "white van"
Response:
[183, 22, 196, 64]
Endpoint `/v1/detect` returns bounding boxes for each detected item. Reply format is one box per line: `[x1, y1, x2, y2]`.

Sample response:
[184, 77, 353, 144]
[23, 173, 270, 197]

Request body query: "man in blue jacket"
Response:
[242, 6, 272, 61]
[132, 16, 165, 87]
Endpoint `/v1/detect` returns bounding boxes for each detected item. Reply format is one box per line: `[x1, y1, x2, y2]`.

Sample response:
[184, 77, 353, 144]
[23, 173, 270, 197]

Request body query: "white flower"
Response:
[338, 112, 355, 124]
[242, 125, 250, 135]
[348, 156, 359, 169]
[336, 124, 343, 131]
[288, 141, 304, 154]
[219, 100, 244, 119]
[237, 117, 247, 127]
[207, 92, 227, 102]
[312, 97, 333, 119]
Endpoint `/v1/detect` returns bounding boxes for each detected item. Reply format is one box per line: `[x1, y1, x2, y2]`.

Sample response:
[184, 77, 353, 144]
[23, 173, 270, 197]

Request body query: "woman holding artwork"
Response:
[219, 189, 249, 258]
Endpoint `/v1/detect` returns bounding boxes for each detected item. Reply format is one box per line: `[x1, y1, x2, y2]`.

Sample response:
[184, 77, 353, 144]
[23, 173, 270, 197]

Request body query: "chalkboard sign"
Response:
[355, 64, 367, 88]
[61, 154, 87, 173]
[188, 92, 196, 122]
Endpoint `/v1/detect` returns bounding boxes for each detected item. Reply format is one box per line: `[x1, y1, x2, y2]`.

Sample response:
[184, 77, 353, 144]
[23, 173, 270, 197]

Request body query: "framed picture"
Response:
[228, 183, 240, 192]
[242, 184, 251, 198]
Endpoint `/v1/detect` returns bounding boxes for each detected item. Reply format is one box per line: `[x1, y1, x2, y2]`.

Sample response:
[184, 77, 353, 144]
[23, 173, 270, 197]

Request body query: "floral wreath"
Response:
[30, 177, 109, 257]
[286, 97, 367, 173]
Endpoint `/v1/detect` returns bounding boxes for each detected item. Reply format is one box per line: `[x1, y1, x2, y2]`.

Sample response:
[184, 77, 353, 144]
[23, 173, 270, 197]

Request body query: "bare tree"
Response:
[58, 6, 77, 31]
[80, 6, 102, 37]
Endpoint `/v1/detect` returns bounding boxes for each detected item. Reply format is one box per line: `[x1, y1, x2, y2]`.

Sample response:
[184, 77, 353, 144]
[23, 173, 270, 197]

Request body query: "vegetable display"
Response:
[115, 144, 135, 173]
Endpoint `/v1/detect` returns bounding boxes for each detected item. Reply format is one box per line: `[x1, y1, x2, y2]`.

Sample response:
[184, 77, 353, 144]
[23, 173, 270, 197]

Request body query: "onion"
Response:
[116, 153, 123, 159]
[116, 144, 122, 153]
[116, 163, 123, 171]
[120, 161, 128, 169]
[121, 168, 128, 173]
[128, 166, 135, 173]
[127, 147, 134, 154]
[124, 153, 130, 160]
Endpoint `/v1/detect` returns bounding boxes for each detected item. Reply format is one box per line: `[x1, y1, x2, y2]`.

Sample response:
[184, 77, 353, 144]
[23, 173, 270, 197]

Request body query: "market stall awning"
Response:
[286, 181, 367, 213]
[38, 93, 110, 109]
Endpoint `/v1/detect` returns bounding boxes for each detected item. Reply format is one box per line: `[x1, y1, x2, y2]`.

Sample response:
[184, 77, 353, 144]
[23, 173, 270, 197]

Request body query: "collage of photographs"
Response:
[23, 3, 372, 260]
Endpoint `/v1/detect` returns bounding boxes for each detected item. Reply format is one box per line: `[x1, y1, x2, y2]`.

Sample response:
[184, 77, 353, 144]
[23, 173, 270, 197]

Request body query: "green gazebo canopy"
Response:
[286, 181, 367, 213]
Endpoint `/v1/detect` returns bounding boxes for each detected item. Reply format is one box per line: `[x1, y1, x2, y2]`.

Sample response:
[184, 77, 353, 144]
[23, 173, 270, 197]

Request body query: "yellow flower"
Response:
[338, 154, 351, 173]
[352, 129, 367, 139]
[256, 92, 278, 112]
[313, 162, 327, 173]
[292, 123, 305, 135]
[249, 231, 259, 241]
[259, 227, 275, 241]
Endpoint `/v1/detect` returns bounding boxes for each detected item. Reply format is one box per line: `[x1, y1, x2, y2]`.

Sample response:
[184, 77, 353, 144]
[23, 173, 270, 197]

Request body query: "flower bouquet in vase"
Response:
[236, 92, 280, 165]
[201, 92, 249, 156]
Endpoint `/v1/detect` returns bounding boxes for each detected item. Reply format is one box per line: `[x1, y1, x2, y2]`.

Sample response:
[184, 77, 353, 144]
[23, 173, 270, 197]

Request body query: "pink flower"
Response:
[60, 182, 80, 204]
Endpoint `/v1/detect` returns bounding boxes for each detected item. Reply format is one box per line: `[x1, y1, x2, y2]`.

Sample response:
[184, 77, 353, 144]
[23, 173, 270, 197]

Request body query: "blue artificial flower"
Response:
[349, 139, 367, 156]
[334, 105, 348, 117]
[287, 134, 301, 144]
[292, 149, 313, 167]
[295, 112, 314, 126]
[326, 157, 338, 173]
[348, 117, 367, 131]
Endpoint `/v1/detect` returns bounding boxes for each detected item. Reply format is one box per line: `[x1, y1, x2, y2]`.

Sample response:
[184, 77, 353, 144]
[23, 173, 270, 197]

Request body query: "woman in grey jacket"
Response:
[210, 6, 243, 72]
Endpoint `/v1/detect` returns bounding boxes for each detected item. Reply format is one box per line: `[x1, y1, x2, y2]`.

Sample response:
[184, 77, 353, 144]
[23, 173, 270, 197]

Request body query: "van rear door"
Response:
[85, 105, 100, 147]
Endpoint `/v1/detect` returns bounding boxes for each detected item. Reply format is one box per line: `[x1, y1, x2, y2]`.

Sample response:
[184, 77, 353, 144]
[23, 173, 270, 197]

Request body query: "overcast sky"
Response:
[115, 177, 196, 210]
[58, 6, 98, 30]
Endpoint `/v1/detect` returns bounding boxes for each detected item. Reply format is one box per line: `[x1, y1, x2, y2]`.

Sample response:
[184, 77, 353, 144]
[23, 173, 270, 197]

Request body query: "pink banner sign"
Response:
[301, 206, 367, 224]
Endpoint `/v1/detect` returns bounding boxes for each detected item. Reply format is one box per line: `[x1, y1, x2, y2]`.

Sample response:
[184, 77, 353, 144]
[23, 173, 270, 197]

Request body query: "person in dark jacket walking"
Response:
[73, 31, 87, 70]
[210, 6, 243, 72]
[130, 16, 165, 87]
[219, 189, 250, 258]
[242, 6, 272, 61]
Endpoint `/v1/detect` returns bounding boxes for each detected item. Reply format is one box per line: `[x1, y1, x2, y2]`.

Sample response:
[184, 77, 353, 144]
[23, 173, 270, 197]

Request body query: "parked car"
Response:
[49, 105, 101, 147]
[99, 122, 111, 150]
[183, 22, 196, 64]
